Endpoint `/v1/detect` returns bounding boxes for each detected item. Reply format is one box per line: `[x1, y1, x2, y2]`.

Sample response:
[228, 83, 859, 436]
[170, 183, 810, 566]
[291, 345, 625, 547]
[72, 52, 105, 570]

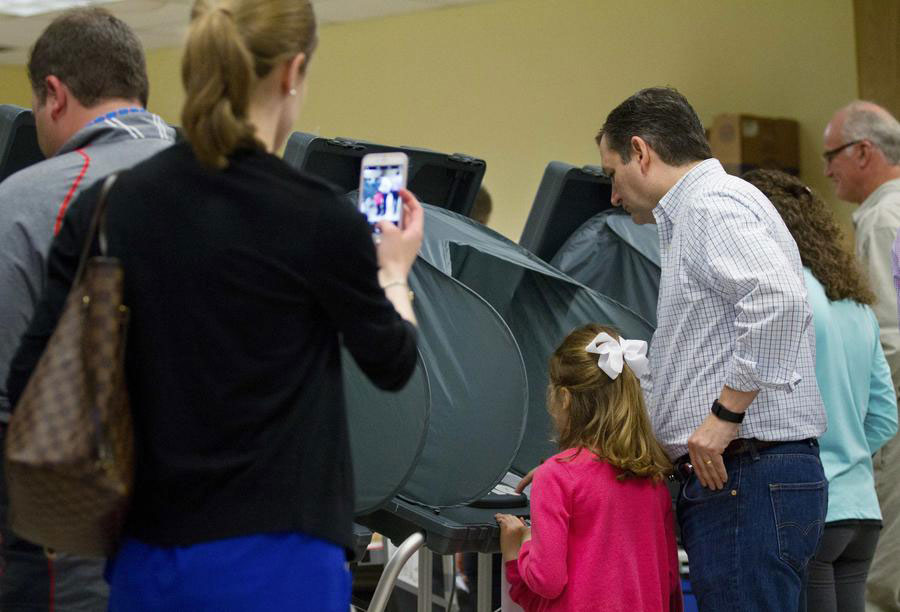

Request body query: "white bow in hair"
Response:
[585, 332, 650, 380]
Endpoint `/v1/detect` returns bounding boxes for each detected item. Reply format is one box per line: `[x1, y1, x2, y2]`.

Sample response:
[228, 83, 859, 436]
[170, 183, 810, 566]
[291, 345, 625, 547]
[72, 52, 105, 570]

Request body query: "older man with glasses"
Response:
[823, 101, 900, 612]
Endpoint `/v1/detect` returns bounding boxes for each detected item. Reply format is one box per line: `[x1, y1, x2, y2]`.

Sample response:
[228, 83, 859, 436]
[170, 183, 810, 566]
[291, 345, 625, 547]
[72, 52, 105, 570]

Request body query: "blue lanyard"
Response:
[87, 107, 147, 126]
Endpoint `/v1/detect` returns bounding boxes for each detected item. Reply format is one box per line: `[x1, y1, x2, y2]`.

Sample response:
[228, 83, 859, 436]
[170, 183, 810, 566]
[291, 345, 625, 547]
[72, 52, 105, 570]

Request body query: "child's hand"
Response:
[496, 513, 530, 563]
[514, 467, 537, 494]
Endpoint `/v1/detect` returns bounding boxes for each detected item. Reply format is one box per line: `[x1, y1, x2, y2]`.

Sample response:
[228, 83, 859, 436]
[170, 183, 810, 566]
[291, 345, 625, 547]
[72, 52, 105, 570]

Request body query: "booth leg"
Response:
[418, 548, 433, 612]
[476, 552, 492, 612]
[367, 532, 426, 612]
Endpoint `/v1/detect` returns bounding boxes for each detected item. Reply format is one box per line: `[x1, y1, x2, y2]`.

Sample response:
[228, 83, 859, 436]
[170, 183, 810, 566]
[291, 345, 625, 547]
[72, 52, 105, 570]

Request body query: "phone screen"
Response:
[359, 164, 405, 230]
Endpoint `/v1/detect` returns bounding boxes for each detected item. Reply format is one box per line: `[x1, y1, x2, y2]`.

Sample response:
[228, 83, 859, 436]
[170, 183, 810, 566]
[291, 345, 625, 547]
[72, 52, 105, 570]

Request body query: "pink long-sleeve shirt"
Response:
[506, 448, 683, 612]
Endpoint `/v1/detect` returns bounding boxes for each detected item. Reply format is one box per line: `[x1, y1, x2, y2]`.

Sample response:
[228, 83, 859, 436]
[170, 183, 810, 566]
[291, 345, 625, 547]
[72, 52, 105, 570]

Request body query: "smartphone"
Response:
[358, 152, 408, 232]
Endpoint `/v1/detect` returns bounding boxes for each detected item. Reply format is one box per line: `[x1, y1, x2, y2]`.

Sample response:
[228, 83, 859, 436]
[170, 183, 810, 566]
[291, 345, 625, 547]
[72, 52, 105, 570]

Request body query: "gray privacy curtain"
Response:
[551, 211, 661, 327]
[417, 205, 655, 475]
[344, 255, 528, 512]
[398, 259, 528, 507]
[344, 348, 430, 514]
[340, 194, 527, 514]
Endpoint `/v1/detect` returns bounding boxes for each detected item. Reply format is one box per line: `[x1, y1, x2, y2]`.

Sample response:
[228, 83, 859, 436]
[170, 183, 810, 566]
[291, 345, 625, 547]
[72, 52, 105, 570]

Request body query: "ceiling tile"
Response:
[0, 0, 491, 65]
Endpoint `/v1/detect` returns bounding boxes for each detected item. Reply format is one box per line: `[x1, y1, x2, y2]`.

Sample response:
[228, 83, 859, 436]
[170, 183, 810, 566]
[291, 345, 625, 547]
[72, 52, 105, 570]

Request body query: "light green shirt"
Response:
[804, 269, 898, 522]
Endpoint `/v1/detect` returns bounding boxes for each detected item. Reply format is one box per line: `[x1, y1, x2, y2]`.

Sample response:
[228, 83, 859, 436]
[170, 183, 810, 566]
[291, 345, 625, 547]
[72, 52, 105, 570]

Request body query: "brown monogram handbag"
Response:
[4, 173, 134, 557]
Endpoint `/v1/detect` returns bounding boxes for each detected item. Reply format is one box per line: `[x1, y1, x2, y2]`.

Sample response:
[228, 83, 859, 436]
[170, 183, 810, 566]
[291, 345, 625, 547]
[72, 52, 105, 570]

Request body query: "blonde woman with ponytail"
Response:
[496, 324, 682, 611]
[6, 1, 423, 610]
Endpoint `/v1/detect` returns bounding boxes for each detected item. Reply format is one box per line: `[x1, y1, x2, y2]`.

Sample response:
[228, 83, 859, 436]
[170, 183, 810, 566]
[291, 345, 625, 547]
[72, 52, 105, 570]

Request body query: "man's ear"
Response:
[856, 140, 876, 168]
[631, 136, 652, 174]
[43, 76, 67, 121]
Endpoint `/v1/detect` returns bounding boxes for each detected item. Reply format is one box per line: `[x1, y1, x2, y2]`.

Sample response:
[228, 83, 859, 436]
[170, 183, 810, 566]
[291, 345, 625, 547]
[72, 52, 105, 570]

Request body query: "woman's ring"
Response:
[705, 459, 712, 465]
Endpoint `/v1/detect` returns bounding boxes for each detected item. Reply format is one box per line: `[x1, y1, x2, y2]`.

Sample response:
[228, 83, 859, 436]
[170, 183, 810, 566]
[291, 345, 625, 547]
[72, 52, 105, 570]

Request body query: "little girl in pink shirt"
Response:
[497, 324, 683, 612]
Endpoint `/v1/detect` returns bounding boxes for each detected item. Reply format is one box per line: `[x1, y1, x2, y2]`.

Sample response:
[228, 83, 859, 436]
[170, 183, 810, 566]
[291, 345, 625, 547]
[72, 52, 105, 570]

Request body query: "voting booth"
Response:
[520, 161, 661, 326]
[0, 105, 44, 183]
[284, 132, 486, 218]
[359, 203, 655, 612]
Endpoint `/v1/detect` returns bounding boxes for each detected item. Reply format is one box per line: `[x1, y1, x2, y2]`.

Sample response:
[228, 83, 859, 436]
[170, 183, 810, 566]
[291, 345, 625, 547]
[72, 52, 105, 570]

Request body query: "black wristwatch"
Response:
[711, 399, 745, 423]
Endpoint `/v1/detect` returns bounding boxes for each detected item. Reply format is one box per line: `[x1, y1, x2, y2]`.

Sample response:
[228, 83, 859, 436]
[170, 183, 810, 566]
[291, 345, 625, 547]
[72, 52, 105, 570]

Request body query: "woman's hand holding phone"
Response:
[376, 188, 423, 325]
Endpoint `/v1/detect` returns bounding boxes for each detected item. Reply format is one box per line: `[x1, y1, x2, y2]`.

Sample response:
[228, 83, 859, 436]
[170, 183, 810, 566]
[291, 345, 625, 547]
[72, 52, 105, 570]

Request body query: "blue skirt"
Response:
[106, 532, 350, 612]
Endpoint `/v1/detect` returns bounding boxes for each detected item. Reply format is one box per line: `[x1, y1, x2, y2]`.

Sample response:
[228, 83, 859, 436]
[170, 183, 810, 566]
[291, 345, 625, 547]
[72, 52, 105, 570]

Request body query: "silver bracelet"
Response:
[380, 281, 408, 291]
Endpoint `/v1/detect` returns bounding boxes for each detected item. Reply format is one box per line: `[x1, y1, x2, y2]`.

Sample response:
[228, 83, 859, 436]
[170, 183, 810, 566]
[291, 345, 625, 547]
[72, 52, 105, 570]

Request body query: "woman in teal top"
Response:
[744, 170, 897, 612]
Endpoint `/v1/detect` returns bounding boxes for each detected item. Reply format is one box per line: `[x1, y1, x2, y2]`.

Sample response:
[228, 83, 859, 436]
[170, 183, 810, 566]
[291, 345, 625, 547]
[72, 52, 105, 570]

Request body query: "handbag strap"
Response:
[72, 173, 119, 286]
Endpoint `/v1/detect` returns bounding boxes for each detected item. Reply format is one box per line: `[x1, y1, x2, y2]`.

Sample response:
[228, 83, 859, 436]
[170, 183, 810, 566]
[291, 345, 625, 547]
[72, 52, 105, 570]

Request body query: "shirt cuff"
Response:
[725, 354, 801, 393]
[505, 559, 521, 585]
[509, 539, 534, 589]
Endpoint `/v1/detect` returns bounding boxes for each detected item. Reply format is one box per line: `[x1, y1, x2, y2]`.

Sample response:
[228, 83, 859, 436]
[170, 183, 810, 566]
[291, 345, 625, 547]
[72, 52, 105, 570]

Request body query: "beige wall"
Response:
[0, 65, 32, 107]
[296, 0, 858, 240]
[1, 0, 859, 241]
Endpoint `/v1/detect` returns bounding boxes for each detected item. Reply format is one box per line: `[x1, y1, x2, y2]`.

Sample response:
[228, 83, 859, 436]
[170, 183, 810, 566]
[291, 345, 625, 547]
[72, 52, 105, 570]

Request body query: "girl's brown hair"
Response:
[742, 169, 875, 305]
[181, 0, 317, 168]
[548, 324, 671, 481]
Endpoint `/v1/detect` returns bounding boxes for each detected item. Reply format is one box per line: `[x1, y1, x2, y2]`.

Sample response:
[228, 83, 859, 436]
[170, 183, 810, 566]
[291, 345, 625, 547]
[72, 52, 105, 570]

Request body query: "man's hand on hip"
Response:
[687, 414, 740, 490]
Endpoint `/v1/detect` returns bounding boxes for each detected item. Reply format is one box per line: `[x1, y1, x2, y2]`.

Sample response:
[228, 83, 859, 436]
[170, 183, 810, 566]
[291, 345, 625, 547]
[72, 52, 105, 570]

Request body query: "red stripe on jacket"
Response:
[47, 554, 55, 612]
[53, 148, 91, 235]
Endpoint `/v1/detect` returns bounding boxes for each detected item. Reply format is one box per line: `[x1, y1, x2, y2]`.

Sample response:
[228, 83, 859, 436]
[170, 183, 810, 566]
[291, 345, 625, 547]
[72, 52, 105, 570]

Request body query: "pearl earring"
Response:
[289, 88, 297, 97]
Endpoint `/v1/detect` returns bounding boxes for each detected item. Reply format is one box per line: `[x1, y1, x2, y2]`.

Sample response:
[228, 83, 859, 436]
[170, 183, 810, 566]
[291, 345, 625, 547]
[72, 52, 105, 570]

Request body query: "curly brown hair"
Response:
[742, 169, 874, 305]
[547, 324, 671, 481]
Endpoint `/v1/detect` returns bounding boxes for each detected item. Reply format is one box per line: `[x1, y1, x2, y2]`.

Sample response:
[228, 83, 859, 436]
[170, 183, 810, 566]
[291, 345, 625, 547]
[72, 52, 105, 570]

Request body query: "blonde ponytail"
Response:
[181, 0, 317, 169]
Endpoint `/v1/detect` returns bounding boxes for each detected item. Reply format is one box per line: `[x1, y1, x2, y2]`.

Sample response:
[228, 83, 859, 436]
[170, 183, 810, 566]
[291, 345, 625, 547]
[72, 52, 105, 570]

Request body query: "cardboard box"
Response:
[707, 114, 799, 176]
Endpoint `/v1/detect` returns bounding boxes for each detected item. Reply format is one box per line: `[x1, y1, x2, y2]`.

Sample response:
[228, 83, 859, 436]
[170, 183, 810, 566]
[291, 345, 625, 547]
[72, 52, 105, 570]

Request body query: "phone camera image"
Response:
[360, 165, 404, 231]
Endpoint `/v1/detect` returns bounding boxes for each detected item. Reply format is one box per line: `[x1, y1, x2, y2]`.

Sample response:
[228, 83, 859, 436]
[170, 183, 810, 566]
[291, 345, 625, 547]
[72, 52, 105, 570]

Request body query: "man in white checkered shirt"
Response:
[597, 88, 827, 611]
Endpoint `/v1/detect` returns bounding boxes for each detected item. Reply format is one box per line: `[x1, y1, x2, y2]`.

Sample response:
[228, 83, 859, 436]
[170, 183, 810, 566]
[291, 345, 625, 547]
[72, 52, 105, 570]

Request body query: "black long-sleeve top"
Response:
[6, 142, 417, 552]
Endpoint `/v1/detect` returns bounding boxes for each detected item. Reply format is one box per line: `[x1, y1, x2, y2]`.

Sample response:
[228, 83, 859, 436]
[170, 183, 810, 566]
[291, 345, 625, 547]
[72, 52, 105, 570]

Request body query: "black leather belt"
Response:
[722, 438, 782, 456]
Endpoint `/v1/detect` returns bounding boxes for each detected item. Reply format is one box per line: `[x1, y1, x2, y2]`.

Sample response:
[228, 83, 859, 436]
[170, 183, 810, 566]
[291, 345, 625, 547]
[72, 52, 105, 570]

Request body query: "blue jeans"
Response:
[677, 440, 827, 612]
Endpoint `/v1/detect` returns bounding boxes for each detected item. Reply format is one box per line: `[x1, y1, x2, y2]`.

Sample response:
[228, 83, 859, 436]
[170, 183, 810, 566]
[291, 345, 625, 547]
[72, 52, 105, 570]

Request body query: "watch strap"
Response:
[711, 399, 745, 423]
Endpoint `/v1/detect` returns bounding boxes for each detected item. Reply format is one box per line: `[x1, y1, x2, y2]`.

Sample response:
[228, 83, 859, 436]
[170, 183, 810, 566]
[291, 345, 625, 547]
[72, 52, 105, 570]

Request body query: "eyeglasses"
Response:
[822, 140, 862, 164]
